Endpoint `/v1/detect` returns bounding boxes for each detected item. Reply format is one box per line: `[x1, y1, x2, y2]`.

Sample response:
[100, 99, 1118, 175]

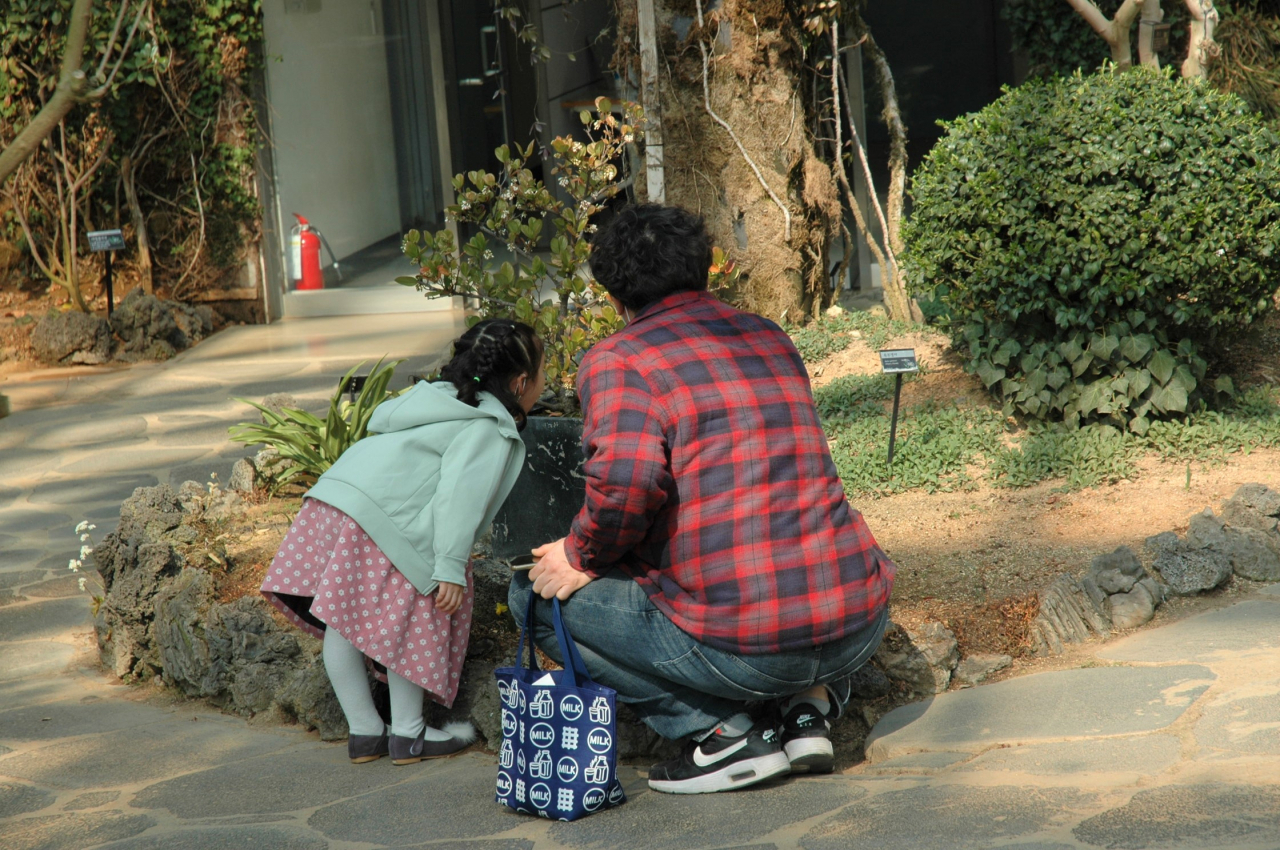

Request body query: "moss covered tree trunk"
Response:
[632, 0, 837, 324]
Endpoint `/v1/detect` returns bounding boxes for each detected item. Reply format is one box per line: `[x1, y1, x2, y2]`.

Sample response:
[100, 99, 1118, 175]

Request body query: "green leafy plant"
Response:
[228, 359, 402, 490]
[399, 98, 640, 411]
[904, 67, 1280, 431]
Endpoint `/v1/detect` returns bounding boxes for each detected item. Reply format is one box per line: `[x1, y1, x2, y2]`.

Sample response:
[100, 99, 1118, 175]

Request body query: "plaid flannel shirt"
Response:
[564, 291, 896, 654]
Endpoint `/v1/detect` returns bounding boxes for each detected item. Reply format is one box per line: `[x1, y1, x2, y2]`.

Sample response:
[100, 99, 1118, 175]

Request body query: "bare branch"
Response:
[7, 189, 58, 282]
[1064, 0, 1115, 39]
[89, 1, 150, 99]
[93, 0, 131, 80]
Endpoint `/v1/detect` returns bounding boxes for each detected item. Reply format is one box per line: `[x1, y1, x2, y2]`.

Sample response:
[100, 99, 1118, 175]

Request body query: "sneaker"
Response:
[779, 704, 834, 774]
[648, 723, 791, 794]
[347, 730, 388, 764]
[389, 722, 477, 765]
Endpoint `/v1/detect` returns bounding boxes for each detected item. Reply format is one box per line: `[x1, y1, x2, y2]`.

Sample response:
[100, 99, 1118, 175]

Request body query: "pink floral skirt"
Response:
[260, 498, 473, 707]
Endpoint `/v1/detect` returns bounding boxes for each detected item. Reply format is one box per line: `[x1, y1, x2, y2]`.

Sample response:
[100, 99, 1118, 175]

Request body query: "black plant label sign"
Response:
[879, 349, 918, 374]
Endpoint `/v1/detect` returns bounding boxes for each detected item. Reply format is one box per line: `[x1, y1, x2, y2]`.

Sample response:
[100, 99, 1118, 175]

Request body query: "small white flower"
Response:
[75, 521, 91, 534]
[78, 577, 87, 592]
[1216, 248, 1225, 256]
[558, 177, 569, 187]
[80, 545, 93, 560]
[483, 250, 494, 260]
[459, 200, 471, 210]
[68, 559, 81, 572]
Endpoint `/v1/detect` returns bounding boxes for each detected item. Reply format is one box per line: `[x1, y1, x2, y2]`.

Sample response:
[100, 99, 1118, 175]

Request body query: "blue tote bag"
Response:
[494, 597, 626, 820]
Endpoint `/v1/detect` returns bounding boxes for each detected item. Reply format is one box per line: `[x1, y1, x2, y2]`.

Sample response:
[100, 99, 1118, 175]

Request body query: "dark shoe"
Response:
[348, 730, 389, 764]
[648, 723, 790, 794]
[779, 704, 834, 774]
[389, 722, 477, 765]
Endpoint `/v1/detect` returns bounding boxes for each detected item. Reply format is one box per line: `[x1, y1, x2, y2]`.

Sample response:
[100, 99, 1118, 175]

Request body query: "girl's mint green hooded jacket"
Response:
[305, 381, 526, 595]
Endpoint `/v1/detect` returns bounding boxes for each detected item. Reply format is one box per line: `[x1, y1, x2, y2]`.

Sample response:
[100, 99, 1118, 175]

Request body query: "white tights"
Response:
[322, 629, 451, 740]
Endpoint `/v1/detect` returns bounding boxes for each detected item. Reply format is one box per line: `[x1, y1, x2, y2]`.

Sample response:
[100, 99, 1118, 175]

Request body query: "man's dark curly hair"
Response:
[588, 204, 711, 311]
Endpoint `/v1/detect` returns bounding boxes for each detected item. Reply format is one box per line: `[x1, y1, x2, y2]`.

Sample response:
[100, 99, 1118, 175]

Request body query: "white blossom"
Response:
[80, 545, 93, 560]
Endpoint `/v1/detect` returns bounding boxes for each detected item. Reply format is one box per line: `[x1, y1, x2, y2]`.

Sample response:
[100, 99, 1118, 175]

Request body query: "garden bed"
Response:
[92, 307, 1280, 770]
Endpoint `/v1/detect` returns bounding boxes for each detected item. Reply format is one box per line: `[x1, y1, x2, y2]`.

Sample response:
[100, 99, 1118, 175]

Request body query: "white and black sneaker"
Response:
[779, 704, 834, 774]
[648, 723, 791, 794]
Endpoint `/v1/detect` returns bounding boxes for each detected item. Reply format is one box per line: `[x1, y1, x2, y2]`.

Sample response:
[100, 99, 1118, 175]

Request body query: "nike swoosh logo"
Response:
[692, 738, 750, 768]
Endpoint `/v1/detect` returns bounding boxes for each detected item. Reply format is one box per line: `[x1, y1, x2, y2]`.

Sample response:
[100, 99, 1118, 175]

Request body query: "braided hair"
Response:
[438, 319, 544, 428]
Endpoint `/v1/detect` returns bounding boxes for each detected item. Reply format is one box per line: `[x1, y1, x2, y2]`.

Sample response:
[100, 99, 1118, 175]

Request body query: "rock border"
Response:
[873, 483, 1280, 699]
[93, 476, 1279, 760]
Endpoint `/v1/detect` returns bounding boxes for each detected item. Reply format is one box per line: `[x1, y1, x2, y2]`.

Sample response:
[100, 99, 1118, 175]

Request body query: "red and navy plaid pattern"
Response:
[565, 291, 896, 654]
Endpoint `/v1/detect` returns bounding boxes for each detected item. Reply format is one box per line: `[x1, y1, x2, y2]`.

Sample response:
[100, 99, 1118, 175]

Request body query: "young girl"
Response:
[261, 319, 545, 764]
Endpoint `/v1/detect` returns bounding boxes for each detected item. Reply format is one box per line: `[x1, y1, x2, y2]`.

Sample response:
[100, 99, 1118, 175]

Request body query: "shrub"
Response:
[904, 67, 1280, 432]
[228, 360, 402, 491]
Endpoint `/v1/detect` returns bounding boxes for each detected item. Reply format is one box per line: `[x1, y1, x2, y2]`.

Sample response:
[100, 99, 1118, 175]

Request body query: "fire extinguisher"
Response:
[288, 213, 342, 291]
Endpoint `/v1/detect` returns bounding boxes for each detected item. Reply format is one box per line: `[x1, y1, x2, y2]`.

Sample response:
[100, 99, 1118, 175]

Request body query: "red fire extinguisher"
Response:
[288, 213, 341, 291]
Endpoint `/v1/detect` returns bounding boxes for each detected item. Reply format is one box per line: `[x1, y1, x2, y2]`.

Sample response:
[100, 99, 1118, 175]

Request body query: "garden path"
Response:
[1, 311, 1279, 849]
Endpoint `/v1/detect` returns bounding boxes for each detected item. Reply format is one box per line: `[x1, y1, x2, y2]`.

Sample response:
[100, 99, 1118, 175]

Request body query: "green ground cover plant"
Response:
[788, 310, 919, 364]
[903, 67, 1280, 432]
[795, 318, 1280, 498]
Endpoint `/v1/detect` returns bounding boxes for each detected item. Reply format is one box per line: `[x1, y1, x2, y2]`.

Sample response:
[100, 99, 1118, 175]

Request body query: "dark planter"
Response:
[489, 416, 585, 560]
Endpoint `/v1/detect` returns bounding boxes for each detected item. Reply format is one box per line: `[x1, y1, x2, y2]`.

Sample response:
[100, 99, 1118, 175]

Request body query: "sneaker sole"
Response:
[648, 751, 792, 794]
[349, 754, 384, 764]
[784, 737, 834, 774]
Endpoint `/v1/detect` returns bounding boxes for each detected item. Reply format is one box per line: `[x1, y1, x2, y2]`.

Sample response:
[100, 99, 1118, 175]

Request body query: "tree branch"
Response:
[0, 0, 96, 185]
[88, 1, 149, 99]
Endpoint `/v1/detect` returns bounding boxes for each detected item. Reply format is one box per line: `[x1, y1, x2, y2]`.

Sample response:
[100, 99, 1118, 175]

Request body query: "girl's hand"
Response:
[435, 581, 465, 615]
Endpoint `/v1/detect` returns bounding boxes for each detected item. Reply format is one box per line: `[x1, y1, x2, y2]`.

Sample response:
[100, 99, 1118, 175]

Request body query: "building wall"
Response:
[262, 0, 402, 261]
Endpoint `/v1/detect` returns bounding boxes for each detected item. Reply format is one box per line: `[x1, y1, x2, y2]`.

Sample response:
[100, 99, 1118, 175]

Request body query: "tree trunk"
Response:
[120, 154, 153, 294]
[856, 20, 923, 323]
[658, 0, 837, 323]
[1182, 0, 1220, 78]
[1138, 0, 1164, 68]
[636, 0, 665, 203]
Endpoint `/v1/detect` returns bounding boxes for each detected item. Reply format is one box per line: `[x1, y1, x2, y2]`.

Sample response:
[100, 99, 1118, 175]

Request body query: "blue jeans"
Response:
[508, 570, 889, 741]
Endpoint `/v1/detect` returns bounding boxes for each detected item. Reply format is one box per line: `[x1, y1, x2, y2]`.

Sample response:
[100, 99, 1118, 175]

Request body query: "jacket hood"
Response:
[369, 381, 519, 438]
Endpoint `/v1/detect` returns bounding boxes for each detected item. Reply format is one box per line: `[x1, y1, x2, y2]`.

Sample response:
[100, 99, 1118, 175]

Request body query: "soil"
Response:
[808, 309, 1280, 668]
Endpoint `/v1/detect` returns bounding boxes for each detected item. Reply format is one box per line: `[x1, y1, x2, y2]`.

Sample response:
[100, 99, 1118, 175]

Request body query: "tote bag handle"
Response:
[517, 595, 591, 688]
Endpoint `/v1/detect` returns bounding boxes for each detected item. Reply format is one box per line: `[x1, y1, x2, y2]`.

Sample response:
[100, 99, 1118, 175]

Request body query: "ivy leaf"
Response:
[1089, 333, 1119, 362]
[1148, 349, 1176, 386]
[1149, 381, 1188, 413]
[975, 360, 1006, 388]
[1118, 334, 1153, 364]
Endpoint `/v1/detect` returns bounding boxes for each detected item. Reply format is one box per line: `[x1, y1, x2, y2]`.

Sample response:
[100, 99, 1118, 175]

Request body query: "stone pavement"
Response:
[3, 313, 1280, 849]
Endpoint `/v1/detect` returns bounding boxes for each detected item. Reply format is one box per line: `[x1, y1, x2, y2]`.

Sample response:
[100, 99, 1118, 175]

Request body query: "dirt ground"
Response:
[809, 313, 1280, 663]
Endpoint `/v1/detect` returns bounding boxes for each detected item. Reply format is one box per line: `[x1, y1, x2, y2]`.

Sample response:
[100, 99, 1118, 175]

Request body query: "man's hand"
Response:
[529, 538, 593, 600]
[435, 581, 465, 614]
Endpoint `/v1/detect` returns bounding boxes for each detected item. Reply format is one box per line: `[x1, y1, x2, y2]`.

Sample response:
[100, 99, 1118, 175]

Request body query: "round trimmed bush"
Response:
[904, 68, 1280, 432]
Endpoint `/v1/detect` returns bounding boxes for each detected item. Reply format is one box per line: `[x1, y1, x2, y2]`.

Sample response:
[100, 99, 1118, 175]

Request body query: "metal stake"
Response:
[887, 372, 904, 466]
[105, 251, 115, 319]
